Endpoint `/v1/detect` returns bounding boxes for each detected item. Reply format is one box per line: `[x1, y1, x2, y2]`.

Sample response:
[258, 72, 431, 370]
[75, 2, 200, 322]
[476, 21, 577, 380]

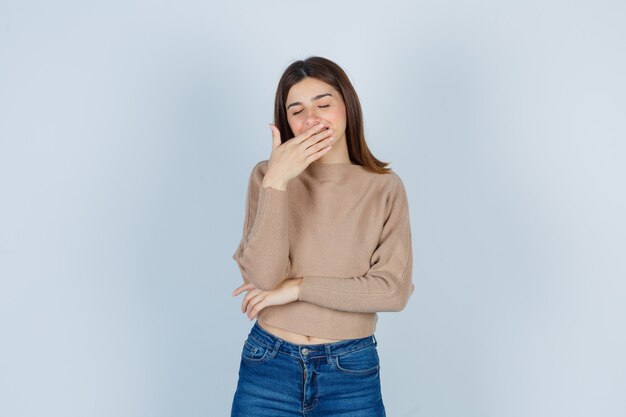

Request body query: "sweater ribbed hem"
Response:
[257, 302, 377, 340]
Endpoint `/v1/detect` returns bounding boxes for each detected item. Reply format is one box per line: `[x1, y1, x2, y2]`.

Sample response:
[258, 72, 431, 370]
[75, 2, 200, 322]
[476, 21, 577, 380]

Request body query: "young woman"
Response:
[230, 56, 415, 417]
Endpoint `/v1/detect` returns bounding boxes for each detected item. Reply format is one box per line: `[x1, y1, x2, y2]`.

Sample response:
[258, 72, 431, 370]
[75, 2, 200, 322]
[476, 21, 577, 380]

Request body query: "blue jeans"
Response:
[230, 321, 386, 416]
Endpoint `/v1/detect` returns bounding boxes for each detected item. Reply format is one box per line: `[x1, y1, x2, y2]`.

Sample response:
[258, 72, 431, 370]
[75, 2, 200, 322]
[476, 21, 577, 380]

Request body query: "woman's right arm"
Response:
[232, 122, 335, 291]
[231, 161, 291, 291]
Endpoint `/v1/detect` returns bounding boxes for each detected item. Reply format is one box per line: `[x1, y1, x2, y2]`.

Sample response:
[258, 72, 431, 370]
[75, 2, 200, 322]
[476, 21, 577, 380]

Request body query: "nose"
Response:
[305, 117, 325, 130]
[301, 108, 325, 127]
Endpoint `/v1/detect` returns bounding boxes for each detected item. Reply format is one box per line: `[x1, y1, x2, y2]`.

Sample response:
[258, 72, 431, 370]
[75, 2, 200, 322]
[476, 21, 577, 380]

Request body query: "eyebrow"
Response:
[286, 93, 333, 110]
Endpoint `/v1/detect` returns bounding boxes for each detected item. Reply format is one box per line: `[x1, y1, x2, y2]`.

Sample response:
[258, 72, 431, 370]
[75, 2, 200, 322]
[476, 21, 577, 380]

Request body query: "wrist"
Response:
[262, 175, 288, 191]
[295, 277, 303, 299]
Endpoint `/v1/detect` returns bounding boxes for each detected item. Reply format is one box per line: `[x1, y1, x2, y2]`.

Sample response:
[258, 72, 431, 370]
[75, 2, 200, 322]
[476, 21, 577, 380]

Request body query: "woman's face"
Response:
[285, 77, 347, 142]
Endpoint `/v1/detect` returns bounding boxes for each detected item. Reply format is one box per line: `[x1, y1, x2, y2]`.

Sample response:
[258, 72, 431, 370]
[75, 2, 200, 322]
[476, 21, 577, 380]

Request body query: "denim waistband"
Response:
[247, 321, 377, 361]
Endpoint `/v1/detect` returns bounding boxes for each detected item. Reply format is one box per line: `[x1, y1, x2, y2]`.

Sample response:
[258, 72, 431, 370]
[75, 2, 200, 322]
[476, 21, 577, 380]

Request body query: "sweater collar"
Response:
[302, 161, 365, 182]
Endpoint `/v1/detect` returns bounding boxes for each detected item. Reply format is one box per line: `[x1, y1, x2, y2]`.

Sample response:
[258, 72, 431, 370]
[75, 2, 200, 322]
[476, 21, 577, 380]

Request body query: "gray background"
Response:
[1, 0, 625, 416]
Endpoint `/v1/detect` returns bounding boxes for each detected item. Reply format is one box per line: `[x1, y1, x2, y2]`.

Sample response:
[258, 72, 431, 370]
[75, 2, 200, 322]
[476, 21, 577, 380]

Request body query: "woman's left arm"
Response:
[296, 175, 415, 313]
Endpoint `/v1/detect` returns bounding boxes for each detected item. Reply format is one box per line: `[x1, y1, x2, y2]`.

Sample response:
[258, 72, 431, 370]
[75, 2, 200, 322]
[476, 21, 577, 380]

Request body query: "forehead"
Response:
[286, 77, 337, 100]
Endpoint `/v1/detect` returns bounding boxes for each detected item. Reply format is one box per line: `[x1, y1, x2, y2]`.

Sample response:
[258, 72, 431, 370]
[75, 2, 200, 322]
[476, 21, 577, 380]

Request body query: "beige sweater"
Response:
[232, 160, 415, 339]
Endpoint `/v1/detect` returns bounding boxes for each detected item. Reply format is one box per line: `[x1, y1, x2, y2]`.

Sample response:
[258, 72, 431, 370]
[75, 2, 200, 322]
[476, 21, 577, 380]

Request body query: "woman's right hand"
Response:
[262, 122, 336, 190]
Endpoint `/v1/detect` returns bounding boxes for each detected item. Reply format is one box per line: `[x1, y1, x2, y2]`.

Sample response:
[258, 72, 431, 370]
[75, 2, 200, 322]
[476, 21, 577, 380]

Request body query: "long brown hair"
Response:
[273, 56, 392, 174]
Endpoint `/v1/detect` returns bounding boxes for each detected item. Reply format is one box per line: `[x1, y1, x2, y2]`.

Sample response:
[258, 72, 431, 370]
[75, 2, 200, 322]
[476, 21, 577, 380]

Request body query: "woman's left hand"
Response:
[232, 278, 303, 320]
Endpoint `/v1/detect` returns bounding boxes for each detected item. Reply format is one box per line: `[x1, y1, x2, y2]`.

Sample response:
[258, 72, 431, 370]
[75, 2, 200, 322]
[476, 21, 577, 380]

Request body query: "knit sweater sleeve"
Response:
[231, 161, 291, 291]
[298, 174, 415, 313]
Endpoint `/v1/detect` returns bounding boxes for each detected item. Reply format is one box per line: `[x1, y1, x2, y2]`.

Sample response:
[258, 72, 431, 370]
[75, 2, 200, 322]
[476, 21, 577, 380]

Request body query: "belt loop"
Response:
[325, 344, 333, 364]
[269, 338, 282, 358]
[372, 334, 377, 346]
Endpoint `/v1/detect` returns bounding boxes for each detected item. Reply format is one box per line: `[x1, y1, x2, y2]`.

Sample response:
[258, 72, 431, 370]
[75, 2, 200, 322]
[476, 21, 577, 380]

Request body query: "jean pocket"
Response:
[333, 344, 380, 375]
[241, 336, 271, 364]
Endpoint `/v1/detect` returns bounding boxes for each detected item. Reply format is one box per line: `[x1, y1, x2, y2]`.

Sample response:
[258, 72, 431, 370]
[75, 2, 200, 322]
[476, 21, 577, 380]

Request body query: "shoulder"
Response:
[372, 169, 406, 195]
[247, 160, 270, 184]
[251, 159, 269, 174]
[374, 170, 409, 209]
[389, 170, 407, 194]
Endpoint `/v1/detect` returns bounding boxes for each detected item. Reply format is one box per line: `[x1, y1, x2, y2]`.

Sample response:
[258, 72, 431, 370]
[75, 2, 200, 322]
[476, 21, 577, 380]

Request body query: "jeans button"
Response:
[301, 348, 309, 355]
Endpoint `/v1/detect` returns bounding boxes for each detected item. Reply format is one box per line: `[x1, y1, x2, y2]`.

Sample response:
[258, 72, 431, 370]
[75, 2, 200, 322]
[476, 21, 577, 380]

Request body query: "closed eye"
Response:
[293, 105, 330, 116]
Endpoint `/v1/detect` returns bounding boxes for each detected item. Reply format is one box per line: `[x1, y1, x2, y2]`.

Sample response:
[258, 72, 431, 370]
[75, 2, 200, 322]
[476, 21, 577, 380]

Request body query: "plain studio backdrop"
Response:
[1, 1, 624, 416]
